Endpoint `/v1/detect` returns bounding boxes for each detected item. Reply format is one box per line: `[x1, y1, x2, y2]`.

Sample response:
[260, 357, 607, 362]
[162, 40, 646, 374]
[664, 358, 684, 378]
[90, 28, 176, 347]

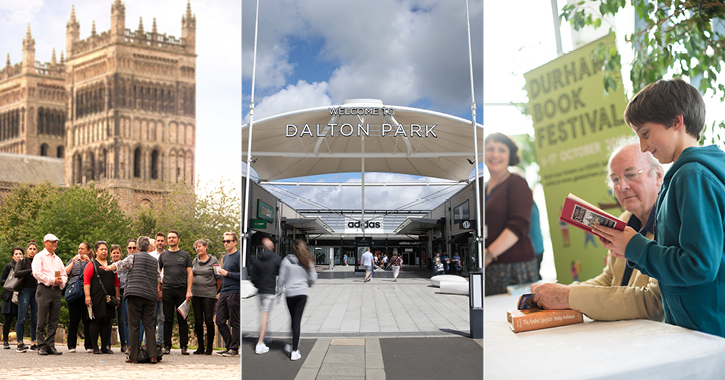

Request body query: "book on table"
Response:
[560, 193, 626, 237]
[507, 294, 584, 333]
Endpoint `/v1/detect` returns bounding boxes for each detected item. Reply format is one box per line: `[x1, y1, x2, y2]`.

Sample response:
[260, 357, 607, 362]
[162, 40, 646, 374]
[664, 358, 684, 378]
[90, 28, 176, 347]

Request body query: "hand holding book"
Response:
[591, 222, 639, 258]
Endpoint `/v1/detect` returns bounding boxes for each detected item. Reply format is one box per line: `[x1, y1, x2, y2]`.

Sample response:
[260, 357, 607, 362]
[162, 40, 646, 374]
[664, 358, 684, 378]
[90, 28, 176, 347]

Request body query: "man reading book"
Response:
[531, 140, 664, 322]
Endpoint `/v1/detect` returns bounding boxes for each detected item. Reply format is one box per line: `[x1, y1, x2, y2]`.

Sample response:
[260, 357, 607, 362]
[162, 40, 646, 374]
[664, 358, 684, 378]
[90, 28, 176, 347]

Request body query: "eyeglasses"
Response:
[223, 240, 236, 244]
[127, 246, 138, 250]
[609, 169, 644, 189]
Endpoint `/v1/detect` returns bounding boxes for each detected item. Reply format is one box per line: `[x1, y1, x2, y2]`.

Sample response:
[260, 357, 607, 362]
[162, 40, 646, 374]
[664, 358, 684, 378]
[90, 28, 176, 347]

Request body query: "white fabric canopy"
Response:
[242, 100, 483, 181]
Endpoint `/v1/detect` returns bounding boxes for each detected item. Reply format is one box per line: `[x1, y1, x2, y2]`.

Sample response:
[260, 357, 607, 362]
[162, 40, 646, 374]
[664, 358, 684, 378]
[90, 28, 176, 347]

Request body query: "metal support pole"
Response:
[242, 0, 260, 269]
[465, 0, 483, 270]
[361, 135, 366, 237]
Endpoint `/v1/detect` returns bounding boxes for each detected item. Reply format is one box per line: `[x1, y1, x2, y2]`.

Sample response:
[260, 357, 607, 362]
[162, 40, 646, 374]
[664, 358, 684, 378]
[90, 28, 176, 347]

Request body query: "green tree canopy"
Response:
[0, 183, 131, 265]
[561, 1, 725, 141]
[130, 178, 241, 260]
[563, 0, 725, 94]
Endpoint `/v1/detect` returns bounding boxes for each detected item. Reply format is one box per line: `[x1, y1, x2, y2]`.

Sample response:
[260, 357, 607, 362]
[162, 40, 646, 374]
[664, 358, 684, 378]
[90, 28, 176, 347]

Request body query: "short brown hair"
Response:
[224, 231, 238, 242]
[624, 78, 706, 140]
[484, 132, 520, 166]
[167, 230, 179, 239]
[155, 232, 165, 239]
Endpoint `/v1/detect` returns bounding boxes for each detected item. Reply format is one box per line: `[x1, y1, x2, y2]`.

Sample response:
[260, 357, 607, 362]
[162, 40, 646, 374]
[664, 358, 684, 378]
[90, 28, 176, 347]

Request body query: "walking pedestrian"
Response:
[391, 250, 403, 282]
[276, 239, 317, 361]
[249, 237, 281, 355]
[452, 252, 462, 275]
[361, 248, 374, 282]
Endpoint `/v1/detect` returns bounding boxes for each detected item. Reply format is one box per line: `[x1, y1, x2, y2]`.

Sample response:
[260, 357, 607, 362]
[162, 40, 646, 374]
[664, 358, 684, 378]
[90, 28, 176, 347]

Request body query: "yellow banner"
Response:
[525, 34, 631, 283]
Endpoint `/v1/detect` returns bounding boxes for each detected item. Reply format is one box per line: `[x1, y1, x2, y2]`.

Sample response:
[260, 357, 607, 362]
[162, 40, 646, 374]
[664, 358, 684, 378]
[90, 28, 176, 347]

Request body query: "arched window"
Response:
[100, 148, 107, 179]
[75, 153, 83, 184]
[57, 146, 64, 158]
[134, 147, 142, 178]
[87, 151, 95, 181]
[151, 149, 159, 179]
[38, 108, 45, 134]
[40, 143, 49, 156]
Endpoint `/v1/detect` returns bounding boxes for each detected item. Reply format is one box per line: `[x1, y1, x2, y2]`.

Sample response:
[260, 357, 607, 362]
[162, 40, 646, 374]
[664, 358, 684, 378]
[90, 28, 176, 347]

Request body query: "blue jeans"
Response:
[108, 291, 128, 346]
[15, 287, 37, 343]
[119, 295, 128, 345]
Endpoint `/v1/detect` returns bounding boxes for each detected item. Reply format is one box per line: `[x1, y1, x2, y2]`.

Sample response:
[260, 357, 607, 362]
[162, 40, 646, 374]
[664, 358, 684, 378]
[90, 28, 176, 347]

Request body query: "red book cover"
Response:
[559, 193, 626, 237]
[507, 308, 584, 333]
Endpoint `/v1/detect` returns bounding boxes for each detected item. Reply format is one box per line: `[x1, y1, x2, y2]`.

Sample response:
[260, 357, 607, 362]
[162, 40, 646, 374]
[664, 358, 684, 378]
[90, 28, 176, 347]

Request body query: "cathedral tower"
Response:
[63, 0, 197, 213]
[0, 24, 66, 156]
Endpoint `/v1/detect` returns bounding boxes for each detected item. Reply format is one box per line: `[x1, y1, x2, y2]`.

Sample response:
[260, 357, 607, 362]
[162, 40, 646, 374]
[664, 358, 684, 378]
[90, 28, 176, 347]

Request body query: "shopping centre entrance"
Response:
[240, 99, 483, 275]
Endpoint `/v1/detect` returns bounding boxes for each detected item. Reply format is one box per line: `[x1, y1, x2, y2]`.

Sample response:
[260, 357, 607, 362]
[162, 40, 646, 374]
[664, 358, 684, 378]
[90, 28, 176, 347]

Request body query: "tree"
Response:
[561, 0, 725, 141]
[31, 184, 132, 263]
[0, 182, 58, 263]
[131, 178, 241, 259]
[0, 183, 131, 265]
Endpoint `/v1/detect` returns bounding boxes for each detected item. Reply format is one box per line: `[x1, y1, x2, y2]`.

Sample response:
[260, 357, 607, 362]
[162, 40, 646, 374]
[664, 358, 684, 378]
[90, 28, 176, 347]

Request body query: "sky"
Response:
[241, 0, 483, 213]
[0, 0, 242, 192]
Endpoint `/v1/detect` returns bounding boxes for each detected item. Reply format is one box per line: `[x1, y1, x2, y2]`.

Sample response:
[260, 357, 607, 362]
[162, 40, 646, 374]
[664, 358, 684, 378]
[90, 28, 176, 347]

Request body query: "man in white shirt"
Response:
[361, 248, 374, 282]
[32, 233, 67, 355]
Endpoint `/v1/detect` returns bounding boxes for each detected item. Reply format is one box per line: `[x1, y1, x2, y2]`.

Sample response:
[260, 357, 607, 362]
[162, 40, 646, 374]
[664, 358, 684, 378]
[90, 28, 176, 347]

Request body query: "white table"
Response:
[485, 294, 725, 380]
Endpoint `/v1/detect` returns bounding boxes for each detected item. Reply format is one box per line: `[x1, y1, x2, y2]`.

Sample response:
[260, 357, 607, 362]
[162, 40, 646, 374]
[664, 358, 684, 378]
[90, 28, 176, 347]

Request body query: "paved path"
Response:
[243, 275, 471, 338]
[242, 268, 482, 379]
[0, 347, 240, 378]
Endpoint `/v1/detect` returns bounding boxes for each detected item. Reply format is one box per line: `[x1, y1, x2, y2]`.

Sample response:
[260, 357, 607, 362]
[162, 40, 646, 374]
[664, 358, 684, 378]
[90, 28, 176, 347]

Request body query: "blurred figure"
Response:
[484, 133, 538, 295]
[276, 239, 317, 361]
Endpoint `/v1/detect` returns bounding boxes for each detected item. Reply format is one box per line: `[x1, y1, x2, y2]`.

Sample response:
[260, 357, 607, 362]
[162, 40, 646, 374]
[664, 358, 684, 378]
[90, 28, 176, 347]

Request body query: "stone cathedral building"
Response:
[0, 0, 197, 213]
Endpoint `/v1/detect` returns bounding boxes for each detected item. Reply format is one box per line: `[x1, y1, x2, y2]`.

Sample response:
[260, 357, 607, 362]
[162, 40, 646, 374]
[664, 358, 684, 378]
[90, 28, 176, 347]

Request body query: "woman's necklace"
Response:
[486, 171, 511, 197]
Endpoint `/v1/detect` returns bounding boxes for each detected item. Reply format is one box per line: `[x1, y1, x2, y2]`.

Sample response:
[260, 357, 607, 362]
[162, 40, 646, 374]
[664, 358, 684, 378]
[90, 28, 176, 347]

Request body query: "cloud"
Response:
[0, 0, 43, 26]
[242, 0, 303, 89]
[246, 80, 332, 122]
[242, 0, 482, 118]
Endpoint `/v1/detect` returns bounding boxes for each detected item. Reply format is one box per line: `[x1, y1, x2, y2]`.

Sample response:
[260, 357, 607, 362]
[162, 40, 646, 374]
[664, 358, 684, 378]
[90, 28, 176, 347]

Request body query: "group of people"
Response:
[486, 78, 725, 339]
[433, 251, 462, 276]
[360, 248, 404, 282]
[249, 238, 317, 361]
[0, 230, 241, 362]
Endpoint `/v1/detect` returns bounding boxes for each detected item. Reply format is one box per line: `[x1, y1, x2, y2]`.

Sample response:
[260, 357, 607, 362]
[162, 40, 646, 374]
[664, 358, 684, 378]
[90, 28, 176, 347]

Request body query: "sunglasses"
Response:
[222, 240, 236, 244]
[127, 246, 138, 250]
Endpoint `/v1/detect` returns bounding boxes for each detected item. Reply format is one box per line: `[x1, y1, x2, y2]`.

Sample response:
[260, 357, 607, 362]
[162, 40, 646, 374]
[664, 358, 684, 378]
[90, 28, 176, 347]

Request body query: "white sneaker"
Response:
[283, 344, 292, 354]
[68, 348, 76, 353]
[290, 350, 301, 361]
[255, 343, 269, 354]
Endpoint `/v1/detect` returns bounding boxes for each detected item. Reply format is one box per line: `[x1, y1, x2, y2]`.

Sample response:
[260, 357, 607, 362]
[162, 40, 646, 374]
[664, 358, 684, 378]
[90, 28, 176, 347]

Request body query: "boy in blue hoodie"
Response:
[592, 78, 725, 338]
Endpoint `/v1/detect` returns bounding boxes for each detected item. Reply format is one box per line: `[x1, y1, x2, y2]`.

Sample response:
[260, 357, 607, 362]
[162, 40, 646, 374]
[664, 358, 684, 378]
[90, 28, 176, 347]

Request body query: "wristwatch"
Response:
[485, 248, 496, 261]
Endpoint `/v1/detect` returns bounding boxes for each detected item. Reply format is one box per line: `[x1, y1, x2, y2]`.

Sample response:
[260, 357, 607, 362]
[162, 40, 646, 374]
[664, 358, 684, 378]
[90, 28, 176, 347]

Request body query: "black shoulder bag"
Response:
[93, 261, 120, 308]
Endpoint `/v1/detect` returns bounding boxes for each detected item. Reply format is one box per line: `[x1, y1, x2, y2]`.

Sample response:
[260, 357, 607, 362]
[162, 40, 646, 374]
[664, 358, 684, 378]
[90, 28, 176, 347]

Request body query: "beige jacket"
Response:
[568, 211, 664, 322]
